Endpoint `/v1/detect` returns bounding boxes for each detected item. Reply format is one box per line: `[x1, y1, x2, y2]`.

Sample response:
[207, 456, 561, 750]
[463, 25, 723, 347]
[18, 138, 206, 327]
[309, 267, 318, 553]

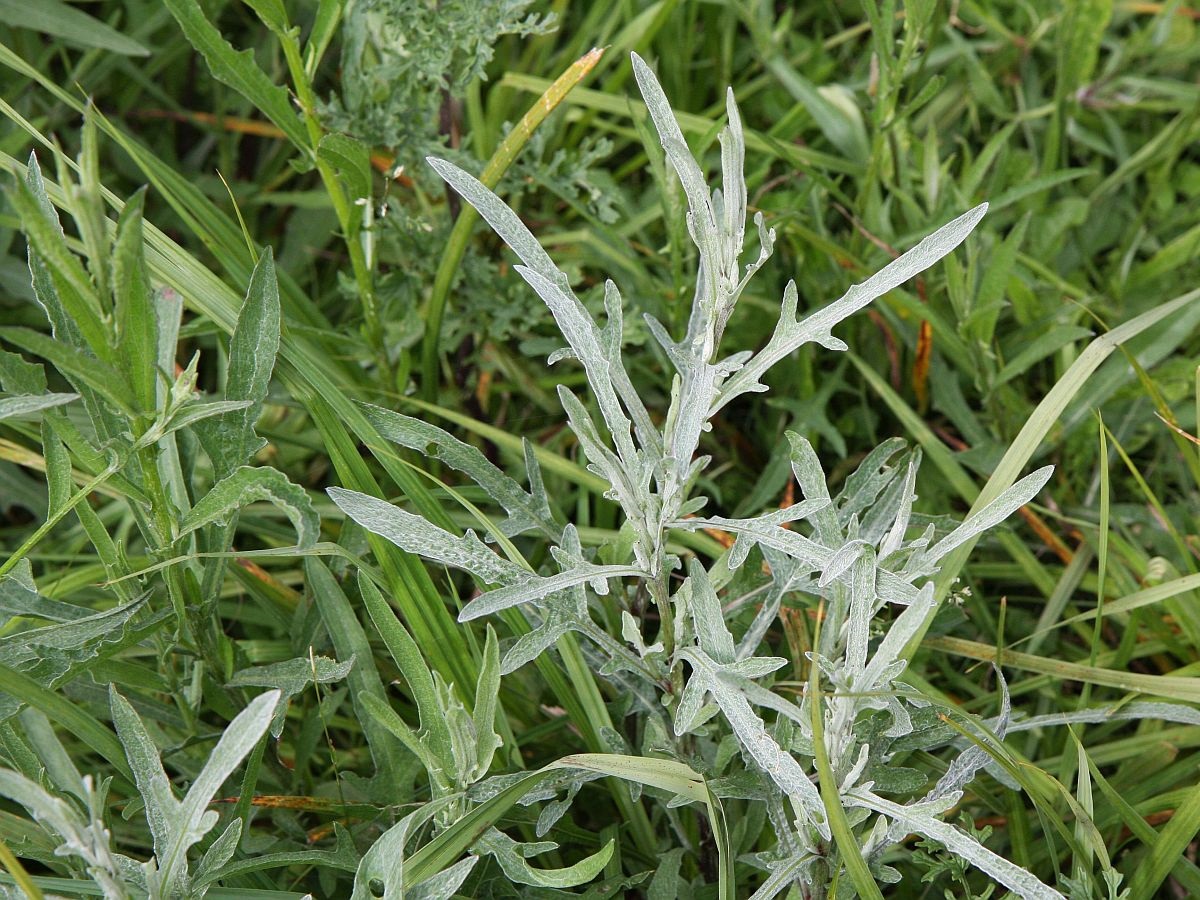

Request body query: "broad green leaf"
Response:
[180, 466, 318, 548]
[317, 133, 371, 204]
[1057, 0, 1112, 99]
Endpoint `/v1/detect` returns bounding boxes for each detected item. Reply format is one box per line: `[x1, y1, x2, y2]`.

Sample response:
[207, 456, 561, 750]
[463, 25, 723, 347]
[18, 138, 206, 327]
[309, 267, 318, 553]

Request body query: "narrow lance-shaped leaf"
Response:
[180, 465, 318, 548]
[0, 575, 87, 622]
[164, 690, 280, 895]
[161, 0, 310, 151]
[681, 648, 828, 837]
[427, 156, 659, 456]
[515, 264, 639, 468]
[920, 465, 1054, 566]
[688, 559, 735, 665]
[787, 432, 841, 546]
[328, 487, 526, 585]
[926, 666, 1011, 804]
[879, 457, 919, 559]
[458, 561, 644, 623]
[112, 186, 157, 413]
[360, 573, 455, 766]
[472, 626, 503, 777]
[361, 402, 559, 540]
[195, 247, 281, 477]
[0, 393, 77, 420]
[13, 156, 111, 361]
[848, 789, 1065, 900]
[714, 203, 988, 414]
[109, 687, 176, 869]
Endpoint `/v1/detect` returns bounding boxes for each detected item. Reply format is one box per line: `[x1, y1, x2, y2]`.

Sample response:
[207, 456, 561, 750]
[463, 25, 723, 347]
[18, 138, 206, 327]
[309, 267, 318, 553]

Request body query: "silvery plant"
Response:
[331, 54, 1065, 898]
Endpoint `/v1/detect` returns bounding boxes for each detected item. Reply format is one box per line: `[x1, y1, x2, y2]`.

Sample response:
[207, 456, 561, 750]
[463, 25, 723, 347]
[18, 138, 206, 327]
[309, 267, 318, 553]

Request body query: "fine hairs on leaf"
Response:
[325, 51, 1078, 897]
[110, 687, 279, 898]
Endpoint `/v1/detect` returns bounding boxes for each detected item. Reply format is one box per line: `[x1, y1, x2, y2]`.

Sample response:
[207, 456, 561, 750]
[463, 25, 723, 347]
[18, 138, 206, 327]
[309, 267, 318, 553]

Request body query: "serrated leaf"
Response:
[328, 487, 525, 585]
[181, 466, 318, 548]
[228, 655, 354, 738]
[477, 828, 613, 889]
[361, 402, 558, 539]
[161, 0, 309, 151]
[715, 204, 988, 414]
[848, 788, 1064, 899]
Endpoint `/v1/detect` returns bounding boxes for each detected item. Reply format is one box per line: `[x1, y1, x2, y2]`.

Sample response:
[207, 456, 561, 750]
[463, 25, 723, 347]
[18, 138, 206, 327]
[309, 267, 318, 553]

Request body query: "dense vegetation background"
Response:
[0, 0, 1198, 897]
